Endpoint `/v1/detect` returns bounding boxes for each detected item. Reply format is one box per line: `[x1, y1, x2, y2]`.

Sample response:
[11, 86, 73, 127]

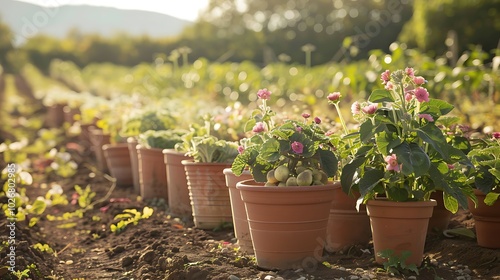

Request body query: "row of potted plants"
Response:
[46, 67, 499, 272]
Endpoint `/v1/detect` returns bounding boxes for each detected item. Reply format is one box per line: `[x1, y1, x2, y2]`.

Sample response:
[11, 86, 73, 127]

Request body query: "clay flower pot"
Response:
[223, 168, 254, 254]
[325, 186, 371, 252]
[163, 149, 192, 218]
[45, 104, 65, 128]
[88, 127, 111, 173]
[467, 189, 500, 248]
[367, 199, 437, 266]
[127, 137, 141, 194]
[428, 191, 453, 233]
[137, 145, 168, 201]
[102, 143, 133, 187]
[237, 179, 337, 270]
[182, 160, 232, 230]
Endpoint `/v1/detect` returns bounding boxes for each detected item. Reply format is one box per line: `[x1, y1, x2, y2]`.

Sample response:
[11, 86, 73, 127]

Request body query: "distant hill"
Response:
[1, 0, 193, 45]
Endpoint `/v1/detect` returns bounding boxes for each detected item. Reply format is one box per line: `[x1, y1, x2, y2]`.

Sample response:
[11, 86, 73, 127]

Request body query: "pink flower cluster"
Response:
[257, 88, 272, 100]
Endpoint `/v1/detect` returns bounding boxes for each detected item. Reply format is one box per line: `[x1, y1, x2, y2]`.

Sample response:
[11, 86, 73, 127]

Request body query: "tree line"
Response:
[0, 0, 498, 74]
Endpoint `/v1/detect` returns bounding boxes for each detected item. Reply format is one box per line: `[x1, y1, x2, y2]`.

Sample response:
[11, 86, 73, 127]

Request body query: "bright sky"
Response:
[16, 0, 211, 21]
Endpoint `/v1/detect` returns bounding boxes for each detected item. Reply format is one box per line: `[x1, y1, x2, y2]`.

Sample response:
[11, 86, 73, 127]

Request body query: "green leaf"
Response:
[420, 99, 454, 116]
[340, 156, 366, 193]
[393, 142, 430, 177]
[387, 187, 409, 202]
[416, 124, 451, 161]
[359, 121, 375, 144]
[484, 192, 500, 206]
[30, 199, 47, 215]
[358, 169, 385, 197]
[259, 138, 280, 162]
[376, 131, 401, 156]
[443, 228, 476, 239]
[369, 89, 395, 103]
[443, 192, 459, 214]
[142, 206, 154, 219]
[317, 149, 338, 178]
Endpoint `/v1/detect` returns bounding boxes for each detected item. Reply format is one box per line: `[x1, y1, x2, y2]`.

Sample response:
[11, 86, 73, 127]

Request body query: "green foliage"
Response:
[138, 129, 186, 149]
[110, 207, 154, 234]
[74, 185, 96, 209]
[176, 116, 239, 163]
[32, 243, 55, 255]
[341, 69, 474, 210]
[468, 135, 500, 204]
[377, 249, 419, 275]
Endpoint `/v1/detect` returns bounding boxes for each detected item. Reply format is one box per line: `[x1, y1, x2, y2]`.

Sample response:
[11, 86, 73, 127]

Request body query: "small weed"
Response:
[32, 243, 55, 255]
[377, 249, 419, 276]
[110, 206, 154, 234]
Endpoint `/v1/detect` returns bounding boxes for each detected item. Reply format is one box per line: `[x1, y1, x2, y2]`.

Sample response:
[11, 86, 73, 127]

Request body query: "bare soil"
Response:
[1, 135, 500, 280]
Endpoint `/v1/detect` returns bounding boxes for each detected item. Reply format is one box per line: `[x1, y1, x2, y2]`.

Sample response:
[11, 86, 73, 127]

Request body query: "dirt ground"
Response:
[1, 136, 500, 280]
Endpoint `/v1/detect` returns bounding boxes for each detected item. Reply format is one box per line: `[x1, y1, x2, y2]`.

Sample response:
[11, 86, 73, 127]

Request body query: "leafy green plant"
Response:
[377, 249, 419, 275]
[467, 132, 500, 205]
[340, 68, 475, 212]
[176, 115, 239, 163]
[110, 207, 154, 234]
[232, 88, 338, 184]
[138, 129, 186, 149]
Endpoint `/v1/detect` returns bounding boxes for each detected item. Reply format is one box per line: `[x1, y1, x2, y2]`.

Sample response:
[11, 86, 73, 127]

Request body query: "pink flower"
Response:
[414, 87, 429, 102]
[296, 126, 302, 132]
[405, 92, 413, 102]
[302, 113, 311, 119]
[381, 70, 391, 85]
[291, 141, 304, 154]
[405, 67, 415, 77]
[384, 81, 394, 90]
[413, 76, 426, 85]
[257, 88, 272, 100]
[351, 101, 361, 115]
[385, 154, 400, 172]
[327, 92, 341, 102]
[362, 104, 378, 115]
[314, 117, 321, 124]
[448, 164, 455, 170]
[418, 114, 434, 122]
[493, 132, 500, 139]
[252, 122, 265, 133]
[237, 146, 245, 154]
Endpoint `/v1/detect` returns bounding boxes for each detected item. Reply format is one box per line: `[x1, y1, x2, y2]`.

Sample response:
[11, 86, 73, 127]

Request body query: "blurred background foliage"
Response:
[0, 0, 498, 74]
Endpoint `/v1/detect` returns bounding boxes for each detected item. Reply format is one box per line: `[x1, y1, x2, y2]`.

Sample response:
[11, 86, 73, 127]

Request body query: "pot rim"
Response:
[367, 199, 437, 207]
[236, 179, 340, 192]
[181, 159, 232, 166]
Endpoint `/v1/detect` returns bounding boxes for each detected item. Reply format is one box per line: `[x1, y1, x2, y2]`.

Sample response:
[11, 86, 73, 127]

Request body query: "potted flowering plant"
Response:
[233, 88, 339, 270]
[466, 132, 500, 248]
[340, 68, 476, 266]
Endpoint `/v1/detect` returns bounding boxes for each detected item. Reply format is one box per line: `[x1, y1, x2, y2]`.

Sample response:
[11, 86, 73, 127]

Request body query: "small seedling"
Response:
[110, 206, 154, 234]
[377, 249, 419, 275]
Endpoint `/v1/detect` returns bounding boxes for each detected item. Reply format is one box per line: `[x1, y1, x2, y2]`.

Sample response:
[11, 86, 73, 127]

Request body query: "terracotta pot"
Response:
[137, 145, 168, 201]
[102, 143, 133, 187]
[428, 191, 453, 233]
[223, 168, 254, 254]
[467, 189, 500, 248]
[182, 160, 232, 230]
[45, 104, 65, 128]
[79, 123, 94, 146]
[237, 179, 337, 270]
[127, 137, 141, 194]
[325, 186, 371, 252]
[88, 128, 111, 173]
[63, 106, 80, 125]
[367, 199, 437, 266]
[163, 149, 192, 218]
